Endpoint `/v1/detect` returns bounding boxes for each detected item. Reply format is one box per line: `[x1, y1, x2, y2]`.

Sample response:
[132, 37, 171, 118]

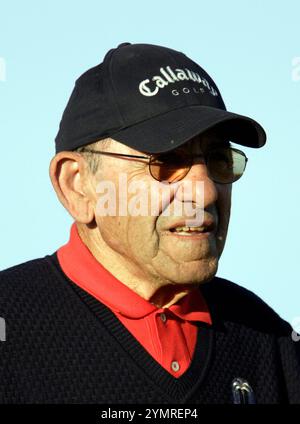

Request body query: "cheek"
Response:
[94, 168, 162, 261]
[96, 216, 129, 254]
[216, 185, 232, 250]
[126, 217, 160, 261]
[219, 185, 231, 214]
[97, 214, 160, 261]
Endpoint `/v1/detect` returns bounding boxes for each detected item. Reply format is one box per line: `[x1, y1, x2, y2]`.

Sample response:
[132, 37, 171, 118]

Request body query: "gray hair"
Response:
[74, 138, 113, 175]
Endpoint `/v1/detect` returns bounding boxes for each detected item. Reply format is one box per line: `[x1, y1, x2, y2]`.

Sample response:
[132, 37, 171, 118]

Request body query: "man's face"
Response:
[88, 130, 232, 287]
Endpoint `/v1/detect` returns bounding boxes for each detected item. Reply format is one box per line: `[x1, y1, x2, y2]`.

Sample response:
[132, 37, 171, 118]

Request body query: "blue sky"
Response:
[0, 0, 299, 326]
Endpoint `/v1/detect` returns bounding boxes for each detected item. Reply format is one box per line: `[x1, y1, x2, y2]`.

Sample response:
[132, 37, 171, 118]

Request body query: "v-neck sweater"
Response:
[57, 222, 212, 377]
[0, 253, 300, 403]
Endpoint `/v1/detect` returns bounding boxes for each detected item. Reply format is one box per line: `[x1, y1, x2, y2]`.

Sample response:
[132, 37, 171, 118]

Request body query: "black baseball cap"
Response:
[55, 42, 266, 154]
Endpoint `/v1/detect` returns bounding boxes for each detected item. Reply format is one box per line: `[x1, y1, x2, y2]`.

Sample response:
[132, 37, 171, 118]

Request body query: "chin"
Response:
[196, 259, 218, 283]
[158, 257, 218, 286]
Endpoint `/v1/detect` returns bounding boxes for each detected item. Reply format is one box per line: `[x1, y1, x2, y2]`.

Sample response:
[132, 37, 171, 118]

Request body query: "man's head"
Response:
[50, 42, 266, 304]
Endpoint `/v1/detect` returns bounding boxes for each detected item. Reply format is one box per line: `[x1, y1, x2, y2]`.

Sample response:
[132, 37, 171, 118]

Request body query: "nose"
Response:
[174, 160, 218, 209]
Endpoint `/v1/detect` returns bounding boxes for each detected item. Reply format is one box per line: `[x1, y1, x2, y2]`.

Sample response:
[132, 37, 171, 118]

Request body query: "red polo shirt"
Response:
[57, 222, 212, 377]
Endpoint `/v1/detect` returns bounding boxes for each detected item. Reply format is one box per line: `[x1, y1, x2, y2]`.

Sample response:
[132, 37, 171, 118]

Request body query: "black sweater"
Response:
[0, 252, 299, 404]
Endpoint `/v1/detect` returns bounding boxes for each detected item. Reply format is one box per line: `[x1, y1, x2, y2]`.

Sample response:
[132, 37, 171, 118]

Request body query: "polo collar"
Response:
[57, 222, 211, 324]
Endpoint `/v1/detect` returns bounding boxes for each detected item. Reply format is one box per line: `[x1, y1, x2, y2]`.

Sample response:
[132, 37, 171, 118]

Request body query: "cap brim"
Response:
[110, 105, 266, 153]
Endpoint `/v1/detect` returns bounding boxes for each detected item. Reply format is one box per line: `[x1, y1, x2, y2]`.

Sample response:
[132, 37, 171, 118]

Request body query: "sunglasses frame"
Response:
[79, 146, 248, 184]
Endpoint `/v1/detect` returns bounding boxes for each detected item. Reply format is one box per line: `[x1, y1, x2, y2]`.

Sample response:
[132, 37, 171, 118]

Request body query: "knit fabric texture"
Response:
[0, 252, 299, 404]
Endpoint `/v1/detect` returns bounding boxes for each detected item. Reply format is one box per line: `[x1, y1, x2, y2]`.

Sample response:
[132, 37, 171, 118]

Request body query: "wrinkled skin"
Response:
[50, 130, 232, 307]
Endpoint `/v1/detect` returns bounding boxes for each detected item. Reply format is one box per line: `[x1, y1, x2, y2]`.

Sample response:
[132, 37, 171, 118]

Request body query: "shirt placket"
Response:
[154, 309, 191, 377]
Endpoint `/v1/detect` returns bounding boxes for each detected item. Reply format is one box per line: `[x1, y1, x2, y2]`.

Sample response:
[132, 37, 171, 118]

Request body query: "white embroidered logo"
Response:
[138, 65, 219, 97]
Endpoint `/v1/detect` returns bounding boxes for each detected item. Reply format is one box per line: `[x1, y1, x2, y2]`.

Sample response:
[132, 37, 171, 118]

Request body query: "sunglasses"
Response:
[80, 146, 248, 184]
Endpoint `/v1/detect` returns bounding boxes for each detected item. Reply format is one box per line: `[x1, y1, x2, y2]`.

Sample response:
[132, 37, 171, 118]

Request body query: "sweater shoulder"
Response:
[1, 256, 50, 274]
[0, 255, 54, 280]
[0, 253, 60, 302]
[201, 276, 291, 336]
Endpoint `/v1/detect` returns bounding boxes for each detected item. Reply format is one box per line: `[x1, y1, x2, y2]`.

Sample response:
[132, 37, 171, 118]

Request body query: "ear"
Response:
[49, 151, 95, 224]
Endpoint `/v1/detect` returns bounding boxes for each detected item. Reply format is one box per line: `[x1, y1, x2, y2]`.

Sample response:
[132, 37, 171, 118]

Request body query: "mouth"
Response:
[166, 219, 216, 237]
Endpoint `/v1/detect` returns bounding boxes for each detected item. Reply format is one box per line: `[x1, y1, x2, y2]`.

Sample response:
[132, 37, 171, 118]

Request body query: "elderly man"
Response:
[0, 42, 299, 404]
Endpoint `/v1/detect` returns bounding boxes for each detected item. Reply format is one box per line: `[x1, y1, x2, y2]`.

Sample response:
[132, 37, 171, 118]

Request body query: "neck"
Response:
[76, 222, 195, 308]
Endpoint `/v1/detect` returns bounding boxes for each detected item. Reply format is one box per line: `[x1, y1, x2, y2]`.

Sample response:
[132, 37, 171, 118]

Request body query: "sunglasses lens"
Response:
[149, 151, 191, 182]
[149, 147, 247, 184]
[207, 148, 247, 183]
